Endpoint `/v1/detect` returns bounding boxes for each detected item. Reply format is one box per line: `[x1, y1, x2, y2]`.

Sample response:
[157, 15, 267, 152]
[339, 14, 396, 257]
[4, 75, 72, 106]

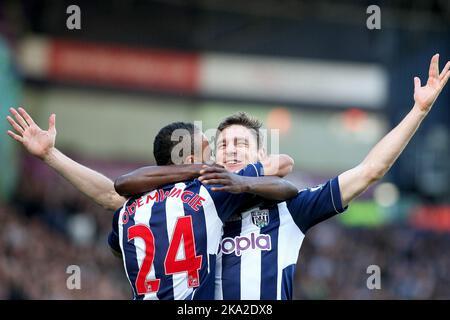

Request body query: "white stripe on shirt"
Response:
[240, 211, 262, 299]
[165, 182, 192, 300]
[276, 202, 305, 299]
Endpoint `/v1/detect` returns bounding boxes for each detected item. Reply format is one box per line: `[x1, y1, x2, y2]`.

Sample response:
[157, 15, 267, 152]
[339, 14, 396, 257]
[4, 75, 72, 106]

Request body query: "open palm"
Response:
[414, 54, 450, 113]
[6, 107, 56, 160]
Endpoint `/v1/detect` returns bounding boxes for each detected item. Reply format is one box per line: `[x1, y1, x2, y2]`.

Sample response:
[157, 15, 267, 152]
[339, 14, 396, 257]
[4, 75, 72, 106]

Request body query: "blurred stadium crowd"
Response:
[0, 156, 129, 299]
[297, 224, 450, 299]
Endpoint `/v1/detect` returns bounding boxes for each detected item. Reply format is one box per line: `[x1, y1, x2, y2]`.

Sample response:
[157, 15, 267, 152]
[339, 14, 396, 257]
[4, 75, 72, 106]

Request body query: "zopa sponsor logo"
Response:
[220, 232, 271, 256]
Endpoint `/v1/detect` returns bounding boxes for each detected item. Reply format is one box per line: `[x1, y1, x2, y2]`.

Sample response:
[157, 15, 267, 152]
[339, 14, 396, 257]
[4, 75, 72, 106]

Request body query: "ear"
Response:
[184, 155, 195, 164]
[257, 147, 268, 161]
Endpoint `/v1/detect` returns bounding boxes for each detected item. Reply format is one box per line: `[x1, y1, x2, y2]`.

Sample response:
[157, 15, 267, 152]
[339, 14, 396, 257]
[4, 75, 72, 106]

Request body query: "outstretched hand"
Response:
[414, 54, 450, 113]
[6, 107, 57, 160]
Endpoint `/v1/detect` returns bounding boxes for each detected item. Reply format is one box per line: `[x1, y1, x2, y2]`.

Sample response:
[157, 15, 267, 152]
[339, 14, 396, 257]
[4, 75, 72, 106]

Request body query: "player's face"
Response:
[215, 125, 259, 172]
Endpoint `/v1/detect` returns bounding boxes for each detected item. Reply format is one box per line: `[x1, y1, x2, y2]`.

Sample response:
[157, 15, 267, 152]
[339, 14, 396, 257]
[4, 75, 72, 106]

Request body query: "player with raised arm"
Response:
[112, 54, 450, 299]
[114, 112, 346, 299]
[6, 110, 297, 299]
[108, 122, 298, 300]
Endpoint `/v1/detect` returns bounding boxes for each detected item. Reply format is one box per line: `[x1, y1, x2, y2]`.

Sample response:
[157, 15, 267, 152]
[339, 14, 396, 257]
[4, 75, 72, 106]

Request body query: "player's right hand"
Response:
[6, 107, 57, 160]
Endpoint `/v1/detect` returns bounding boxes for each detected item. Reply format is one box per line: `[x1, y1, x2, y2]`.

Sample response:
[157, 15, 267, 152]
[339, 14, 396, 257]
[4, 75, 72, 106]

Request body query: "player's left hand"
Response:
[198, 166, 248, 193]
[414, 54, 450, 113]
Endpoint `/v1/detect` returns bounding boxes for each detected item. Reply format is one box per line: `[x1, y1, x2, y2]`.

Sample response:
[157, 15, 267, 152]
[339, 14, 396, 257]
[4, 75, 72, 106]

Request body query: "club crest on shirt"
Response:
[251, 209, 270, 228]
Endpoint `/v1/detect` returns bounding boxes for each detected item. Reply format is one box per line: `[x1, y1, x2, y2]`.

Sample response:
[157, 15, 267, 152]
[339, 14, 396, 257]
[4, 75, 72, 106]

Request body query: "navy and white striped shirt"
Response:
[108, 163, 264, 300]
[214, 177, 347, 300]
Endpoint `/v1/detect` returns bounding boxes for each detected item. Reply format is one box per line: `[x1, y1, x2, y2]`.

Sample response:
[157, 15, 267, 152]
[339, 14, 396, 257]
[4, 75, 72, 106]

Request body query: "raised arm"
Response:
[339, 54, 450, 207]
[114, 164, 205, 197]
[6, 107, 125, 211]
[199, 166, 298, 201]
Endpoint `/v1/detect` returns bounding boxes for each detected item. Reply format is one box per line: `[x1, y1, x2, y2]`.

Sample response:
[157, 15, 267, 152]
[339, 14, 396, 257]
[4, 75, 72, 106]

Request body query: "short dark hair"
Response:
[153, 122, 199, 165]
[216, 112, 263, 148]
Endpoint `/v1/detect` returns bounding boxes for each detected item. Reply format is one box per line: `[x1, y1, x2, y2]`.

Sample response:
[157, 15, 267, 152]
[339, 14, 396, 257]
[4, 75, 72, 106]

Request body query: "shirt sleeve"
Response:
[286, 176, 347, 234]
[207, 162, 264, 222]
[107, 207, 122, 254]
